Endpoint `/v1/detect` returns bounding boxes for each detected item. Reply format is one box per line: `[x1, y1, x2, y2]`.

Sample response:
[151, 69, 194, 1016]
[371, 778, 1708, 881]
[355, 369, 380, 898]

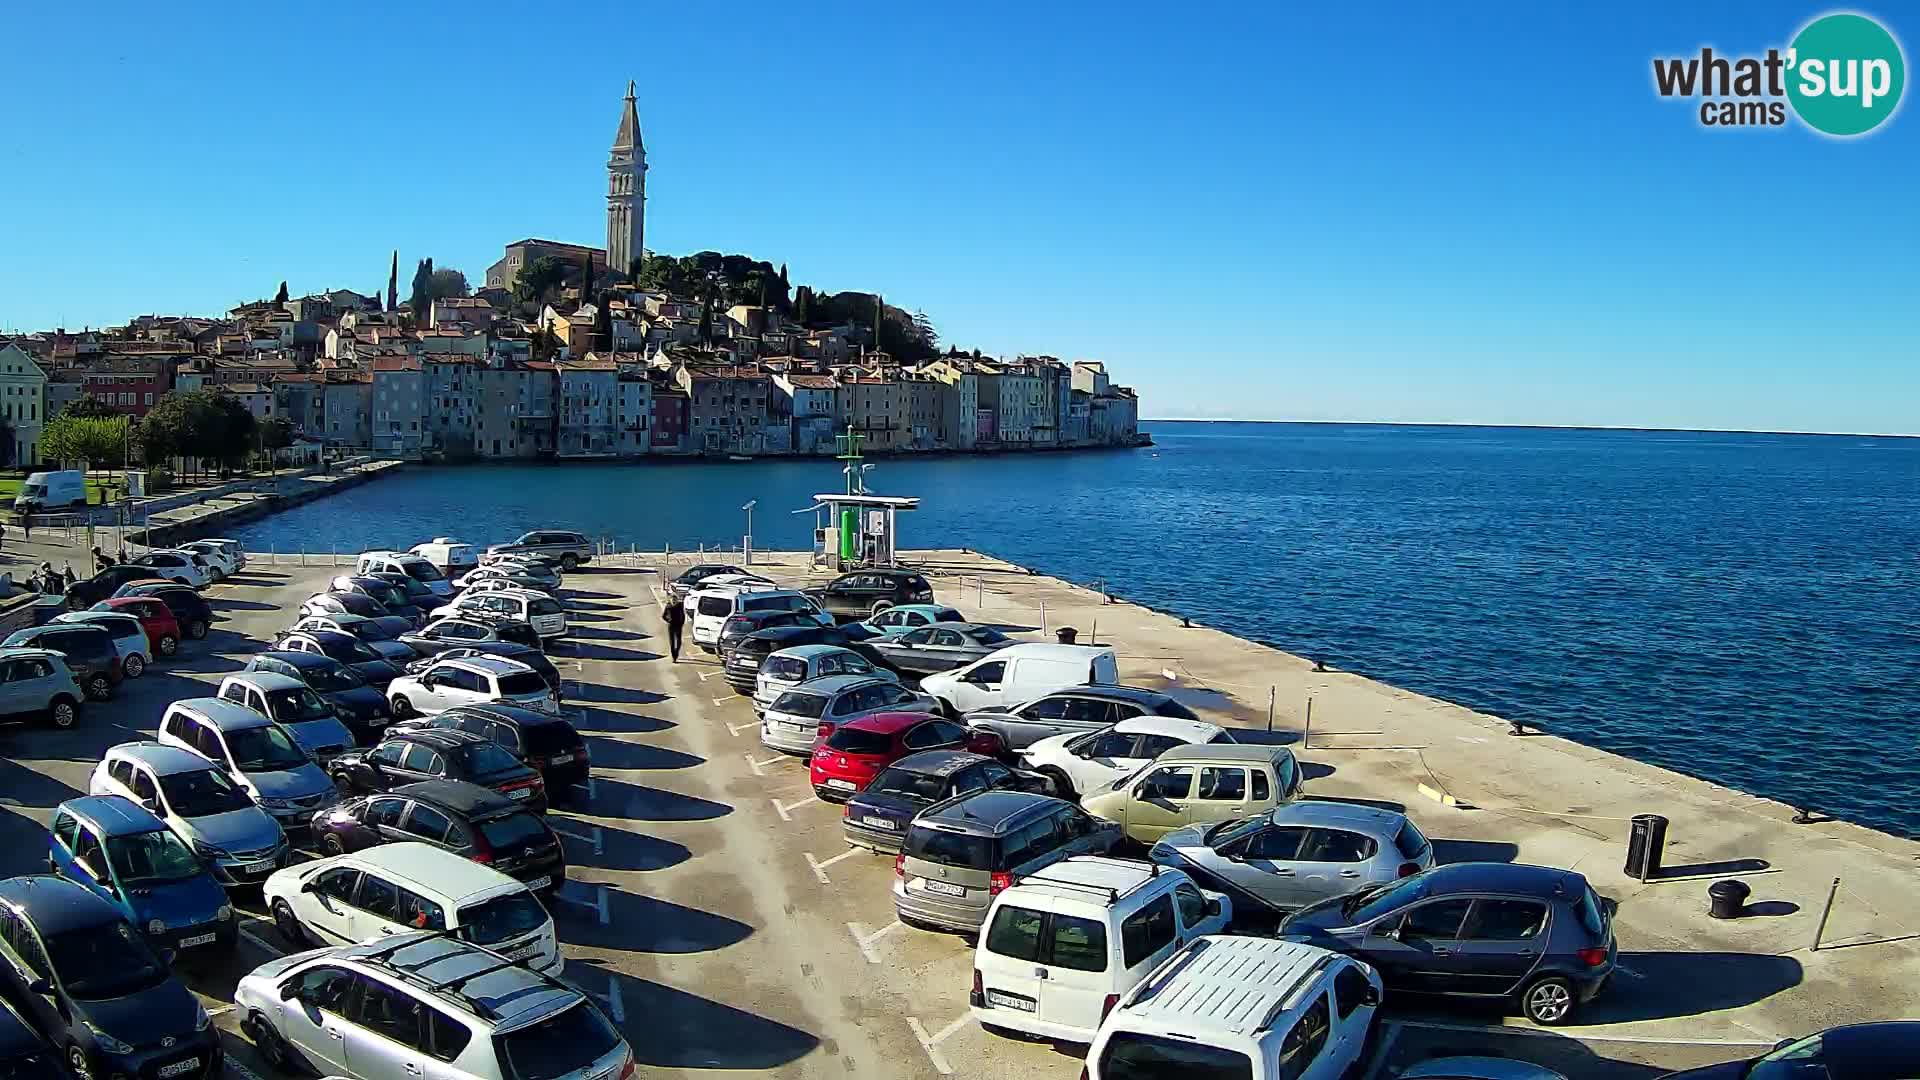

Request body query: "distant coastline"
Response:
[1143, 418, 1920, 439]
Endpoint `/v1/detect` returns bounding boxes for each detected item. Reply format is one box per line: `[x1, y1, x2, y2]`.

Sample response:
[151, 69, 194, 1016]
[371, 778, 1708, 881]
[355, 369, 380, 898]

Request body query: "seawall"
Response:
[130, 459, 402, 548]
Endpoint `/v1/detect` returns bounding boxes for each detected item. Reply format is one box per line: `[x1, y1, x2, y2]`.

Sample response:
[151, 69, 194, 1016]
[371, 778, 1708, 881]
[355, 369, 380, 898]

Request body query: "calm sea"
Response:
[231, 423, 1920, 836]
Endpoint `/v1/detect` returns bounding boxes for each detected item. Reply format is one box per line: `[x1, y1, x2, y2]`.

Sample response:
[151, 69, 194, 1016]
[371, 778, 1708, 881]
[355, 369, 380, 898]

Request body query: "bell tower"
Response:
[607, 81, 647, 280]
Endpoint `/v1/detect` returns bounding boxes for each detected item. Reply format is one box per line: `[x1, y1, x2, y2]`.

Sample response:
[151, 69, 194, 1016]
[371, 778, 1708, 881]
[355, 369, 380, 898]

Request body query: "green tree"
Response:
[0, 415, 13, 468]
[514, 257, 570, 306]
[274, 281, 289, 305]
[794, 285, 812, 324]
[39, 415, 81, 467]
[410, 257, 435, 317]
[58, 396, 120, 420]
[426, 268, 469, 301]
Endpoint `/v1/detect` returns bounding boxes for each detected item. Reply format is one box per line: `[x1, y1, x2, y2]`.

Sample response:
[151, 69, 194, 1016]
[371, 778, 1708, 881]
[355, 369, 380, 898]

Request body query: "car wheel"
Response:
[47, 696, 78, 729]
[249, 1012, 292, 1071]
[122, 653, 145, 678]
[187, 618, 208, 640]
[561, 553, 578, 571]
[272, 899, 307, 947]
[157, 634, 178, 656]
[1521, 975, 1577, 1025]
[322, 832, 345, 855]
[67, 1043, 97, 1080]
[1038, 767, 1076, 800]
[390, 695, 413, 719]
[85, 674, 111, 701]
[870, 600, 893, 617]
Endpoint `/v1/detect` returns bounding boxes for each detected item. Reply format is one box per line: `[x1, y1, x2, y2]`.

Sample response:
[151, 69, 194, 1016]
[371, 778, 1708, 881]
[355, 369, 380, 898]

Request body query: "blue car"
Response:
[47, 796, 235, 955]
[856, 604, 966, 638]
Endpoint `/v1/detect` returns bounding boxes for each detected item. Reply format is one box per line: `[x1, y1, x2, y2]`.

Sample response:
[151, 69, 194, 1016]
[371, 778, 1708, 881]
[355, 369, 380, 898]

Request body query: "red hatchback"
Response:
[96, 596, 182, 657]
[810, 711, 1003, 801]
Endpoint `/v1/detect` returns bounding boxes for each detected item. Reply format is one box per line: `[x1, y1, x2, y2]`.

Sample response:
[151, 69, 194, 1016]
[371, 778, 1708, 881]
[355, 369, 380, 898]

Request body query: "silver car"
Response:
[752, 644, 897, 712]
[760, 673, 935, 754]
[1148, 800, 1434, 916]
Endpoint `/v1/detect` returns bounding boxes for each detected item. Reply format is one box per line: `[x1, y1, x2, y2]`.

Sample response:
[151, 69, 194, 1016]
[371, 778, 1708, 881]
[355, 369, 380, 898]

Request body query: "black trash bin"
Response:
[1055, 627, 1078, 645]
[1624, 813, 1669, 881]
[1708, 879, 1750, 919]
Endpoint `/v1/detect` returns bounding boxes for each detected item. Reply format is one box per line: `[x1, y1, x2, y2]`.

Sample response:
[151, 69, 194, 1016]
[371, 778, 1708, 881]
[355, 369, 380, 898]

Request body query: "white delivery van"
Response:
[355, 550, 452, 597]
[922, 643, 1119, 716]
[409, 536, 479, 575]
[684, 579, 784, 651]
[14, 470, 86, 513]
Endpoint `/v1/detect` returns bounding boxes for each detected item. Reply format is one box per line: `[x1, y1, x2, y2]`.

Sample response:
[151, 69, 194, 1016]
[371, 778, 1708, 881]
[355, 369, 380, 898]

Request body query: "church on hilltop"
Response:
[484, 83, 647, 291]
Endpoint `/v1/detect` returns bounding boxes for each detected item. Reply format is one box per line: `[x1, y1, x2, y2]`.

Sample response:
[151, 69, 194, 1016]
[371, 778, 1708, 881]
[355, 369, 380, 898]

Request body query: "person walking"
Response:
[662, 593, 686, 662]
[0, 519, 7, 553]
[19, 512, 29, 543]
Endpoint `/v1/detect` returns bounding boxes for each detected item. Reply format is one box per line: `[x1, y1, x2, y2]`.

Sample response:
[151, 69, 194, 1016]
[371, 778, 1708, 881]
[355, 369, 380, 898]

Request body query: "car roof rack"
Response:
[355, 931, 586, 1025]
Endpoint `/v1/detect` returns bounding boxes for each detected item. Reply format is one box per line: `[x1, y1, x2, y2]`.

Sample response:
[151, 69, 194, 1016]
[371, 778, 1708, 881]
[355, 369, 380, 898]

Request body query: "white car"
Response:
[262, 841, 563, 975]
[356, 550, 453, 597]
[973, 857, 1230, 1044]
[387, 655, 558, 719]
[430, 588, 568, 639]
[182, 539, 244, 580]
[50, 609, 154, 677]
[409, 536, 479, 575]
[1019, 715, 1235, 800]
[135, 548, 213, 588]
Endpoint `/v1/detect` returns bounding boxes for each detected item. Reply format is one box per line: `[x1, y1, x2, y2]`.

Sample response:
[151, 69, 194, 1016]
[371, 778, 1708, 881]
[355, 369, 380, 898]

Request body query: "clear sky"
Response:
[2, 3, 1913, 433]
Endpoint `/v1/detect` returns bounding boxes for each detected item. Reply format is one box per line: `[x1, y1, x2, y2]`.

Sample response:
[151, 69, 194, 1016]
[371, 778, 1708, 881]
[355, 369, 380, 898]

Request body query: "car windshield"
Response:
[497, 672, 549, 697]
[403, 561, 443, 582]
[496, 1000, 623, 1080]
[1100, 1033, 1254, 1080]
[825, 727, 892, 754]
[837, 623, 880, 642]
[770, 691, 828, 718]
[465, 743, 525, 776]
[1395, 820, 1432, 861]
[529, 598, 564, 616]
[867, 767, 947, 801]
[457, 892, 548, 945]
[1206, 813, 1271, 849]
[319, 636, 375, 662]
[696, 596, 732, 617]
[967, 626, 1010, 645]
[905, 825, 995, 870]
[353, 620, 401, 641]
[1345, 874, 1431, 921]
[478, 811, 550, 849]
[267, 687, 333, 722]
[46, 921, 169, 999]
[303, 663, 365, 691]
[763, 656, 808, 681]
[159, 768, 253, 816]
[224, 724, 310, 771]
[106, 829, 203, 885]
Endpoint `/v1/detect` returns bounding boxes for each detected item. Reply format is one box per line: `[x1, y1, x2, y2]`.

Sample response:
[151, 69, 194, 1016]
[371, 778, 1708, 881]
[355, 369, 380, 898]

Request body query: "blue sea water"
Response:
[231, 423, 1920, 836]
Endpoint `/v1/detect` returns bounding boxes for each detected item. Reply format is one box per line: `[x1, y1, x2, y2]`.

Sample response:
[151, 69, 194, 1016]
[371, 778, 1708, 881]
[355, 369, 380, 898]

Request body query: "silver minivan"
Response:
[760, 673, 934, 754]
[893, 789, 1122, 932]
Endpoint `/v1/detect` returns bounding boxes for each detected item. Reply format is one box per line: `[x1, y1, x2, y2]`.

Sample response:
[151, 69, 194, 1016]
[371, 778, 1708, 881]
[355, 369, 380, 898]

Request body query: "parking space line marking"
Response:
[238, 924, 285, 958]
[226, 1059, 269, 1080]
[907, 1014, 971, 1075]
[597, 977, 625, 1023]
[711, 695, 733, 707]
[1615, 964, 1644, 980]
[745, 752, 787, 776]
[727, 719, 759, 736]
[549, 821, 604, 855]
[847, 920, 901, 964]
[555, 881, 611, 925]
[1389, 1019, 1778, 1047]
[205, 1004, 237, 1018]
[772, 795, 814, 822]
[805, 849, 860, 884]
[698, 669, 724, 681]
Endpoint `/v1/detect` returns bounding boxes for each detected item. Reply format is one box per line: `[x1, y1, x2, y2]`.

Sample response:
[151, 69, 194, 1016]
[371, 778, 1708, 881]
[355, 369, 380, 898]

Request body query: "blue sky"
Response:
[2, 3, 1913, 432]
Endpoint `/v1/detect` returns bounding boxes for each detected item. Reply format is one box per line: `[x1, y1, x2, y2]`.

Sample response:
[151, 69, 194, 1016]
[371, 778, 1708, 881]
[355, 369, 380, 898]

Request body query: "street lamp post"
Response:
[741, 500, 756, 565]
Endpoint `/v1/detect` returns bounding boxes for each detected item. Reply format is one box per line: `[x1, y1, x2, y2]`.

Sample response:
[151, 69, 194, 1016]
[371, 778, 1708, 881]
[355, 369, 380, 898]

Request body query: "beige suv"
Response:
[1080, 743, 1304, 844]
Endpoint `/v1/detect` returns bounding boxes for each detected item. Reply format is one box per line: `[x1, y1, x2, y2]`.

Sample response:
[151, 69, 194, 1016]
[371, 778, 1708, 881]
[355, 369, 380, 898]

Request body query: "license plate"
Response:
[825, 778, 855, 790]
[178, 932, 217, 948]
[986, 990, 1036, 1012]
[158, 1059, 201, 1078]
[525, 876, 551, 890]
[507, 941, 541, 959]
[241, 859, 275, 875]
[922, 879, 965, 897]
[507, 788, 532, 799]
[861, 816, 898, 829]
[548, 752, 573, 765]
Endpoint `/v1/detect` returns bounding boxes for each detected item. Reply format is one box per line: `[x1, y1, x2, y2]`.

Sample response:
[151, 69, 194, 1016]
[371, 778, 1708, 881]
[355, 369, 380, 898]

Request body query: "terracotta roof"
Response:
[371, 357, 422, 372]
[786, 374, 838, 389]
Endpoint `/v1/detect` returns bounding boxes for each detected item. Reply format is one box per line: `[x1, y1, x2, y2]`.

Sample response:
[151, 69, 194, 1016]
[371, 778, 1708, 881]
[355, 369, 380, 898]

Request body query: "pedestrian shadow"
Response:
[1430, 839, 1520, 864]
[563, 964, 818, 1069]
[582, 737, 702, 771]
[569, 705, 675, 736]
[554, 889, 751, 954]
[590, 777, 732, 822]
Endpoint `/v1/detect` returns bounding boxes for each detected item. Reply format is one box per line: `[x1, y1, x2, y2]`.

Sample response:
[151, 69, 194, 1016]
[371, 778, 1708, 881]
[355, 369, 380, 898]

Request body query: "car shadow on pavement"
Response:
[569, 705, 675, 736]
[575, 822, 692, 872]
[0, 791, 61, 876]
[560, 589, 624, 601]
[1226, 727, 1304, 747]
[561, 643, 661, 663]
[562, 611, 620, 623]
[1381, 1021, 1675, 1079]
[582, 736, 703, 771]
[568, 625, 647, 642]
[208, 597, 280, 612]
[1430, 839, 1521, 864]
[1577, 950, 1802, 1024]
[592, 777, 732, 821]
[557, 890, 752, 954]
[568, 684, 669, 706]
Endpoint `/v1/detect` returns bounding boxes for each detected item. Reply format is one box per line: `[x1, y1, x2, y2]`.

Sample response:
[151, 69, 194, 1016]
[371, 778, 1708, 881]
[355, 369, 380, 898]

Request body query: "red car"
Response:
[96, 595, 182, 656]
[810, 711, 1003, 802]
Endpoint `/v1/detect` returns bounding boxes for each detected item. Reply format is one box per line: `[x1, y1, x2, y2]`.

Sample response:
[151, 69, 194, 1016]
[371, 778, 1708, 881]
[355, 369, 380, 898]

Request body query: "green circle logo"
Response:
[1787, 13, 1906, 136]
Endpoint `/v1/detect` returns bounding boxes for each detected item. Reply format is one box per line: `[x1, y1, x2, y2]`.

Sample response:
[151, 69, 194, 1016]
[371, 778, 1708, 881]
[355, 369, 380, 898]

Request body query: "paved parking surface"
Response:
[0, 557, 1821, 1078]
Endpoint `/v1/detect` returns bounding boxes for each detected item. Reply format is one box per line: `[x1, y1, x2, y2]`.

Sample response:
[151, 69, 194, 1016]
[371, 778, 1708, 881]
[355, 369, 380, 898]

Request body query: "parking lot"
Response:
[2, 551, 1913, 1078]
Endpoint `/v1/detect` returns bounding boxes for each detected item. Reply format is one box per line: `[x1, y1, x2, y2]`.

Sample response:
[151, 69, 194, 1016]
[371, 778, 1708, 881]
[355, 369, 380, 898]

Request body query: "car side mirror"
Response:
[301, 879, 318, 894]
[1205, 898, 1223, 917]
[27, 978, 51, 996]
[1377, 923, 1401, 942]
[280, 981, 301, 1001]
[1359, 985, 1381, 1007]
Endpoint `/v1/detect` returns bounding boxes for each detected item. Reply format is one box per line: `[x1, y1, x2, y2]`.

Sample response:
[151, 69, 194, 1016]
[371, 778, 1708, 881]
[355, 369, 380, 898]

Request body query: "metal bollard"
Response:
[1811, 877, 1840, 950]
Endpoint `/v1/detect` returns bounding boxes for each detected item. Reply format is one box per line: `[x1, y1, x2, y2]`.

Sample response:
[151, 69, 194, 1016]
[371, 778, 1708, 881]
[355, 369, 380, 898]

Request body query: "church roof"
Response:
[612, 80, 643, 151]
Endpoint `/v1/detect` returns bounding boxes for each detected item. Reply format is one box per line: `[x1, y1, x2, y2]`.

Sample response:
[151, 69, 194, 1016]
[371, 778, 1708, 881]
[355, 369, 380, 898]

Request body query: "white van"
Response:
[261, 841, 562, 974]
[14, 470, 85, 513]
[1086, 936, 1383, 1080]
[356, 550, 452, 597]
[973, 858, 1230, 1044]
[410, 536, 479, 575]
[922, 643, 1119, 716]
[686, 581, 799, 652]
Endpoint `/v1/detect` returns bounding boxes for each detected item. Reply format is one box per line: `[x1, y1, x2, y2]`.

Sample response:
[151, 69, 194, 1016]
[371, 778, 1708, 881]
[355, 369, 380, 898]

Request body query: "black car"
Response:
[841, 750, 1051, 854]
[722, 622, 902, 693]
[391, 703, 589, 793]
[0, 876, 222, 1080]
[0, 994, 66, 1078]
[405, 642, 563, 696]
[804, 569, 936, 622]
[367, 570, 438, 610]
[469, 614, 545, 650]
[329, 728, 548, 813]
[717, 608, 833, 657]
[1658, 1022, 1920, 1080]
[271, 630, 403, 687]
[62, 565, 160, 611]
[308, 779, 566, 894]
[243, 651, 392, 744]
[1280, 862, 1618, 1026]
[668, 562, 747, 600]
[329, 575, 431, 624]
[2, 624, 122, 700]
[119, 583, 214, 640]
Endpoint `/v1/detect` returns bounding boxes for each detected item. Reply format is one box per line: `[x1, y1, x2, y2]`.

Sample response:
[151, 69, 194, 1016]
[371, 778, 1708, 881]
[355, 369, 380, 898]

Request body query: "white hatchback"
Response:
[1020, 715, 1234, 800]
[387, 655, 558, 719]
[263, 841, 562, 974]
